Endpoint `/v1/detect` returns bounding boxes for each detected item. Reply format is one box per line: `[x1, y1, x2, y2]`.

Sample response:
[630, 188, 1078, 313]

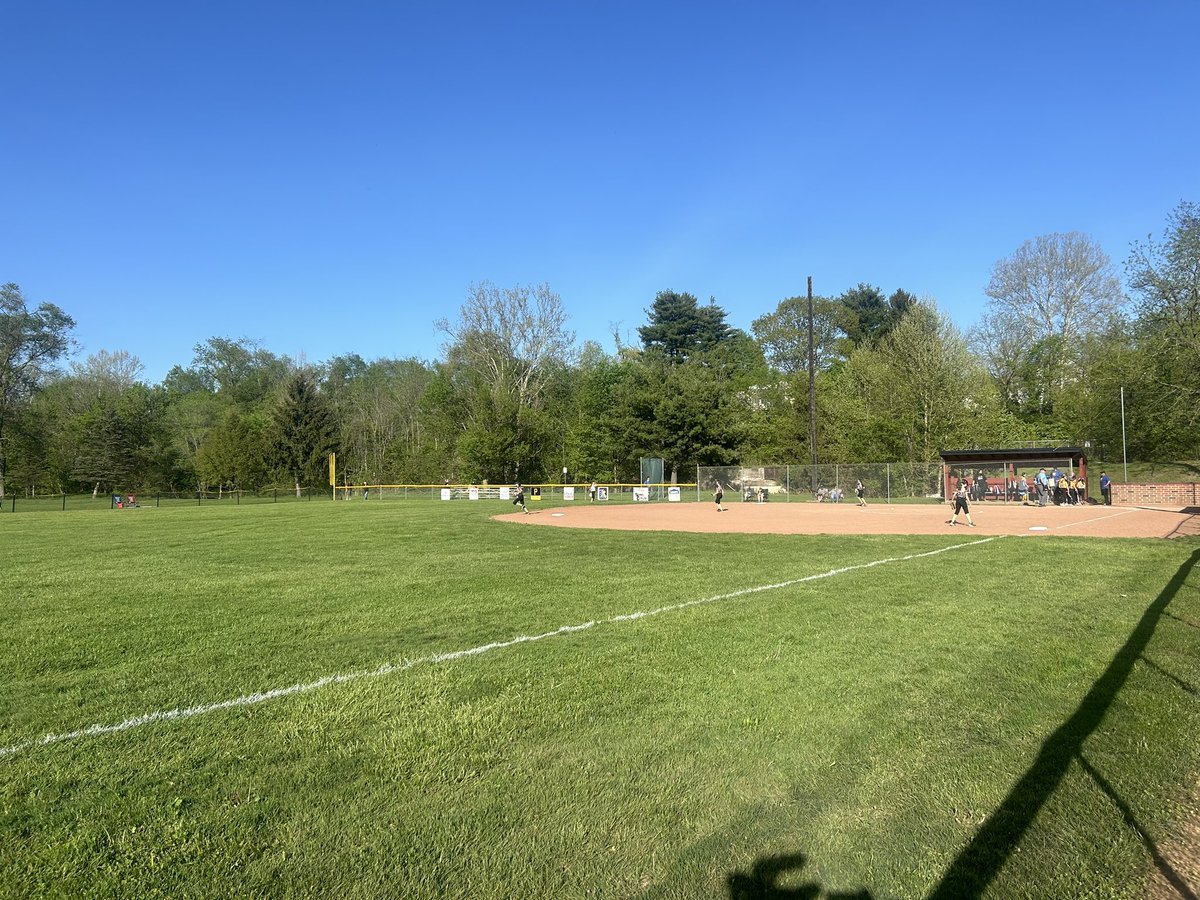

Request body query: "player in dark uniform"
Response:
[948, 482, 976, 527]
[513, 483, 528, 513]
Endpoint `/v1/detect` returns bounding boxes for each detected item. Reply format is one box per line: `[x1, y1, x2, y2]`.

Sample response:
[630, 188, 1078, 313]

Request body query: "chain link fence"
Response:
[5, 467, 948, 513]
[697, 463, 944, 502]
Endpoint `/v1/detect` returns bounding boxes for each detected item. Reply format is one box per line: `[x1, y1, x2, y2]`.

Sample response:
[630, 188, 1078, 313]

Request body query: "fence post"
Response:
[887, 463, 891, 503]
[62, 494, 67, 511]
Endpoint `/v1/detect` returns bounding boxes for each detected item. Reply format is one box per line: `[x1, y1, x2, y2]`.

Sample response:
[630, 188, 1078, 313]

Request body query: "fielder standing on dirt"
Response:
[948, 481, 976, 527]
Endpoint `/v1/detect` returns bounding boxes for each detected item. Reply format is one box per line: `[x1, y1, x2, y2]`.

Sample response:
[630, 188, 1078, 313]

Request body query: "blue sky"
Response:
[4, 1, 1198, 383]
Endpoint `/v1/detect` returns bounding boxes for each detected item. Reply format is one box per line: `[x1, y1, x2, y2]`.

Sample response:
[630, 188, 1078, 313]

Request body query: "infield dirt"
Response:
[497, 501, 1197, 539]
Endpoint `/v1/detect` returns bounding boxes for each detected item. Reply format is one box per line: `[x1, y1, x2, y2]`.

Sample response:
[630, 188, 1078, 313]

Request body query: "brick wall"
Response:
[1110, 482, 1200, 509]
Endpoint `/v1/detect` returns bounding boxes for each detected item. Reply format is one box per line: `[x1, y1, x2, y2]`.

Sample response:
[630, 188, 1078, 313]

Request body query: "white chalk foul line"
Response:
[1, 537, 996, 760]
[1049, 507, 1139, 532]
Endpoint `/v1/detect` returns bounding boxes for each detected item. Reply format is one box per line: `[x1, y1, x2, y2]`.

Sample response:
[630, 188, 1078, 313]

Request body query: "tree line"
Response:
[1, 201, 1196, 498]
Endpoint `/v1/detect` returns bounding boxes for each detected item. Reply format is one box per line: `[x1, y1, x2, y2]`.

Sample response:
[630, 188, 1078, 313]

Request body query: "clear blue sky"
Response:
[4, 1, 1198, 383]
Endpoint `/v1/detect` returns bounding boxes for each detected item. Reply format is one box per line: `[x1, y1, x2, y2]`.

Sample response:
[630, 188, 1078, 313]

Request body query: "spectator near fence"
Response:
[1100, 472, 1112, 505]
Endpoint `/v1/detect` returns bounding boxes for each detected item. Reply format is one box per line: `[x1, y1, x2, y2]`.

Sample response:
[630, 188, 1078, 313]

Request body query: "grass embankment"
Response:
[1100, 460, 1200, 484]
[1, 503, 1197, 898]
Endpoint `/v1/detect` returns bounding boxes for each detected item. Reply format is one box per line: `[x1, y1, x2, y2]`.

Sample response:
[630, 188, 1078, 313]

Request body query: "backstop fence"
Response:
[696, 462, 945, 503]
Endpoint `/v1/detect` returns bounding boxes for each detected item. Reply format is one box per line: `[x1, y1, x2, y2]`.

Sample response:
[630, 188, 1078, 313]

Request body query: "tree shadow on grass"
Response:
[726, 852, 873, 899]
[927, 547, 1200, 900]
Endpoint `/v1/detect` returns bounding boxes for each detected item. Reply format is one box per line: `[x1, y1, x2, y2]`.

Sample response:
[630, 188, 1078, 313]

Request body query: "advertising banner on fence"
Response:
[468, 487, 480, 501]
[500, 487, 510, 500]
[597, 487, 609, 501]
[563, 487, 575, 500]
[441, 488, 451, 500]
[668, 486, 681, 502]
[633, 487, 649, 502]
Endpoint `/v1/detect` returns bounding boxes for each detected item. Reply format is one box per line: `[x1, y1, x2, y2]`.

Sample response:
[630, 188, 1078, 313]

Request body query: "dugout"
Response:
[939, 446, 1088, 501]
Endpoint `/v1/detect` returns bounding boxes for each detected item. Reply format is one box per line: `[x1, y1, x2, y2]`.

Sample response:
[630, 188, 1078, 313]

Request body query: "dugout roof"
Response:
[939, 447, 1087, 469]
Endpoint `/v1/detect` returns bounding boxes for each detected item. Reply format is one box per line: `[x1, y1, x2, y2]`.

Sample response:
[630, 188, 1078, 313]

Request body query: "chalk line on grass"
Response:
[1, 537, 996, 760]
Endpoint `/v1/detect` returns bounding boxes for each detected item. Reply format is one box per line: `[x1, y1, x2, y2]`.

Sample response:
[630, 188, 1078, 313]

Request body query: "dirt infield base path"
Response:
[497, 501, 1198, 539]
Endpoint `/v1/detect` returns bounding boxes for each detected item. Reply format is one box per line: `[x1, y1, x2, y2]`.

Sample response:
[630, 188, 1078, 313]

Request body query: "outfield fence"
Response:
[0, 488, 330, 513]
[333, 483, 699, 503]
[1, 464, 948, 514]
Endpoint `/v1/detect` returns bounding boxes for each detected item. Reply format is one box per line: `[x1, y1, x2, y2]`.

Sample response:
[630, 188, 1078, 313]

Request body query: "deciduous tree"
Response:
[435, 282, 575, 481]
[751, 294, 844, 376]
[0, 283, 75, 497]
[1126, 200, 1200, 368]
[977, 232, 1124, 417]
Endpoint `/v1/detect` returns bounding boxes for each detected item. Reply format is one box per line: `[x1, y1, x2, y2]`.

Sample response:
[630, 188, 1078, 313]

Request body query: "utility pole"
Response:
[1120, 386, 1128, 482]
[808, 276, 817, 493]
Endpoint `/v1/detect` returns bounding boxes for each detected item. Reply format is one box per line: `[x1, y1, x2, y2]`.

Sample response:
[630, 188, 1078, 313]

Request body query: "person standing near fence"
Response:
[1100, 471, 1111, 505]
[714, 481, 725, 512]
[855, 480, 866, 507]
[589, 481, 597, 502]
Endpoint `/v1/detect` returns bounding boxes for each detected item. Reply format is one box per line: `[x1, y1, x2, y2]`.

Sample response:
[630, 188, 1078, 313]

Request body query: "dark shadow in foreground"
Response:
[926, 548, 1200, 900]
[726, 852, 873, 899]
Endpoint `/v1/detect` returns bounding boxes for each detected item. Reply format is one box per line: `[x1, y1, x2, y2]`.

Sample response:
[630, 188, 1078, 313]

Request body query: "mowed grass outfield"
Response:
[2, 501, 1199, 899]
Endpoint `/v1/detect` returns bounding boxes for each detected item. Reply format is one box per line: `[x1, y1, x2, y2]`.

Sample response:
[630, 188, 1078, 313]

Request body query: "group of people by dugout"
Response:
[950, 468, 1094, 507]
[1034, 468, 1089, 506]
[948, 464, 1115, 527]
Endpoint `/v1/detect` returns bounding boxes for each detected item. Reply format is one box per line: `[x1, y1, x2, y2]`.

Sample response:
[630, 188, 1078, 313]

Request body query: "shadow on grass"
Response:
[726, 853, 873, 899]
[927, 547, 1200, 900]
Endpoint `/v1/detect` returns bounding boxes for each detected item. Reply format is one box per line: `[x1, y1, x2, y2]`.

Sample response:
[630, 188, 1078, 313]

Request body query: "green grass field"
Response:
[2, 501, 1198, 898]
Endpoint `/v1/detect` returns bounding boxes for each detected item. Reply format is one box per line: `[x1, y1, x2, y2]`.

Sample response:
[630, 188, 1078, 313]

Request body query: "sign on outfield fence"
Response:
[563, 487, 575, 500]
[668, 486, 681, 502]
